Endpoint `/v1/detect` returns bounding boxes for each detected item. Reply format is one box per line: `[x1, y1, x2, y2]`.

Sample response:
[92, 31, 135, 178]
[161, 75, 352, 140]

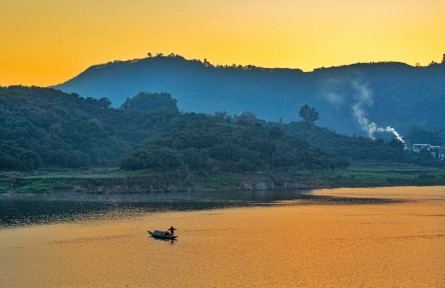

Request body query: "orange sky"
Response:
[1, 0, 444, 86]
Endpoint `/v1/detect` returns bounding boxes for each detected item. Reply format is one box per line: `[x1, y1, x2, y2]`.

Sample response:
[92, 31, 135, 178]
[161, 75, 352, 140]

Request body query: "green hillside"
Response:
[1, 86, 442, 172]
[55, 55, 445, 135]
[0, 86, 178, 170]
[121, 122, 349, 173]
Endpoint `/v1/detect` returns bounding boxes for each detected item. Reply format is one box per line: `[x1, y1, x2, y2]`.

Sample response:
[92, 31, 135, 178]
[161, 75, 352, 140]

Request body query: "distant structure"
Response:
[442, 54, 445, 64]
[406, 143, 445, 160]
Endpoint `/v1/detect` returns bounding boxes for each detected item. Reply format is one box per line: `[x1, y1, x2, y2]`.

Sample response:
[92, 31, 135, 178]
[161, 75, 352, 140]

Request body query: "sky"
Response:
[1, 0, 444, 86]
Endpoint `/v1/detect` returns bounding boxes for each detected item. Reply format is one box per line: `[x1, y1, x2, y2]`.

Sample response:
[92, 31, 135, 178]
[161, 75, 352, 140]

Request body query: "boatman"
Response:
[167, 226, 176, 236]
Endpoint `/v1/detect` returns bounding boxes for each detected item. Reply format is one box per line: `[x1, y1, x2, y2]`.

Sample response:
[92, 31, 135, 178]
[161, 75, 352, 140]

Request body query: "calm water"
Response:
[1, 187, 444, 287]
[0, 189, 394, 228]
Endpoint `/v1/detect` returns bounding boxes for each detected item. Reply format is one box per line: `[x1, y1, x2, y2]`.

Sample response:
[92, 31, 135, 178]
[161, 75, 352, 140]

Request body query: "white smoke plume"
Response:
[352, 81, 405, 143]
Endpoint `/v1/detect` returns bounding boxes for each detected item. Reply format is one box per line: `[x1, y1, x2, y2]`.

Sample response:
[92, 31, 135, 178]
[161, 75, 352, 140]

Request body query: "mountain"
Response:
[55, 55, 445, 136]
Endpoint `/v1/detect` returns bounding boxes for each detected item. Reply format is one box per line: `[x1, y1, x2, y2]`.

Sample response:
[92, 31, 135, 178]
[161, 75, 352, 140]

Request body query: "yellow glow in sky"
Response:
[1, 0, 444, 86]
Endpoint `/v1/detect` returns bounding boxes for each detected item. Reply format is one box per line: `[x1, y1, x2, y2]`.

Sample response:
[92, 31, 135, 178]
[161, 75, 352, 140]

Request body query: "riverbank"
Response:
[1, 164, 445, 194]
[0, 186, 444, 287]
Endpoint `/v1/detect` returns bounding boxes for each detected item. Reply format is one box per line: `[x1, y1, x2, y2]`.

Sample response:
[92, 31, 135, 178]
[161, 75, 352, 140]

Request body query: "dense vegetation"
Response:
[121, 121, 349, 172]
[121, 92, 179, 113]
[282, 122, 444, 167]
[404, 126, 444, 146]
[283, 122, 404, 161]
[56, 54, 445, 135]
[0, 86, 178, 170]
[0, 86, 442, 172]
[0, 141, 41, 171]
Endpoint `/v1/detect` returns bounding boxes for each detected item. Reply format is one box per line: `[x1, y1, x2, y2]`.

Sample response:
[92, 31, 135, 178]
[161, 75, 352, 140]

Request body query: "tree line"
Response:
[0, 86, 442, 171]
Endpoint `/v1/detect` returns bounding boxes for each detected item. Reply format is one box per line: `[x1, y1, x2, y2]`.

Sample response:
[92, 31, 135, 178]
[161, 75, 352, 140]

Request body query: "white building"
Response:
[410, 144, 443, 160]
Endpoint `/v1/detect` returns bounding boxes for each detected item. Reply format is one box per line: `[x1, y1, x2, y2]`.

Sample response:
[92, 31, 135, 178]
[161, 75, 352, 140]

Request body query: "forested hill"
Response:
[55, 54, 445, 135]
[1, 86, 441, 171]
[120, 122, 350, 173]
[0, 86, 346, 171]
[0, 87, 179, 170]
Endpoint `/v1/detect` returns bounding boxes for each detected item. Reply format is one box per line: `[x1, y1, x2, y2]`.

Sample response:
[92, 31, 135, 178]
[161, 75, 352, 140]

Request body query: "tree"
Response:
[98, 97, 111, 108]
[405, 126, 444, 146]
[121, 92, 178, 113]
[299, 104, 319, 124]
[234, 112, 259, 126]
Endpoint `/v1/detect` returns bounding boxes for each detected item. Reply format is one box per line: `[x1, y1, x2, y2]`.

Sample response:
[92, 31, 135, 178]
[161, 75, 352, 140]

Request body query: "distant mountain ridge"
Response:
[55, 55, 445, 136]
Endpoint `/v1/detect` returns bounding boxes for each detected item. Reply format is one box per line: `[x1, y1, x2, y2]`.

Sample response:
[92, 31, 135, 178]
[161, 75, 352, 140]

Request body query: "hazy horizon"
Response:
[1, 0, 444, 86]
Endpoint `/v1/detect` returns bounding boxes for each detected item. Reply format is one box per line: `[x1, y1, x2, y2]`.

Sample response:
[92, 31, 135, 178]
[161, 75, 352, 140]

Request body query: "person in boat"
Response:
[167, 226, 176, 236]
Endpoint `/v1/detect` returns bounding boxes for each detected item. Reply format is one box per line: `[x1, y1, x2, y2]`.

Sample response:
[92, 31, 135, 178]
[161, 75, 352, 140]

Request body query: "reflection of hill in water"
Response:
[0, 190, 398, 228]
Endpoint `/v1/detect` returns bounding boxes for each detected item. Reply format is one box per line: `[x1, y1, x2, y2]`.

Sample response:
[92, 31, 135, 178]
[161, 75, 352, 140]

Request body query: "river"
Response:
[0, 186, 444, 287]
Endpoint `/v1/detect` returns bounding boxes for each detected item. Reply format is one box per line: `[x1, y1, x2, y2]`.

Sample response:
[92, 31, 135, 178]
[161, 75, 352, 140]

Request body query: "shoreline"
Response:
[1, 166, 445, 195]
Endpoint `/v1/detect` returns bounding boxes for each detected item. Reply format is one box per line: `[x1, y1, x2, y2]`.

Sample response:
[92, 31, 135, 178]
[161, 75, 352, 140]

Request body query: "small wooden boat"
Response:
[147, 230, 177, 240]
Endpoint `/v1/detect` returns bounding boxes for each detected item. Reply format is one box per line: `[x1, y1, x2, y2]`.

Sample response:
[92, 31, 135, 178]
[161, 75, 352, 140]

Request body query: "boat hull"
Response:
[147, 230, 177, 240]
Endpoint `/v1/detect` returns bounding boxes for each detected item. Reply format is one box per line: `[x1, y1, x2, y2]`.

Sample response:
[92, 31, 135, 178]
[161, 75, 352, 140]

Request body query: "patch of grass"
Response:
[3, 165, 445, 194]
[309, 167, 445, 187]
[195, 174, 243, 189]
[24, 170, 142, 180]
[15, 182, 73, 193]
[0, 182, 9, 192]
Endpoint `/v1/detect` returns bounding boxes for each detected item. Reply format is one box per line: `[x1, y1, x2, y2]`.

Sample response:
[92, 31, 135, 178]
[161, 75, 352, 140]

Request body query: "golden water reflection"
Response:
[1, 186, 444, 287]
